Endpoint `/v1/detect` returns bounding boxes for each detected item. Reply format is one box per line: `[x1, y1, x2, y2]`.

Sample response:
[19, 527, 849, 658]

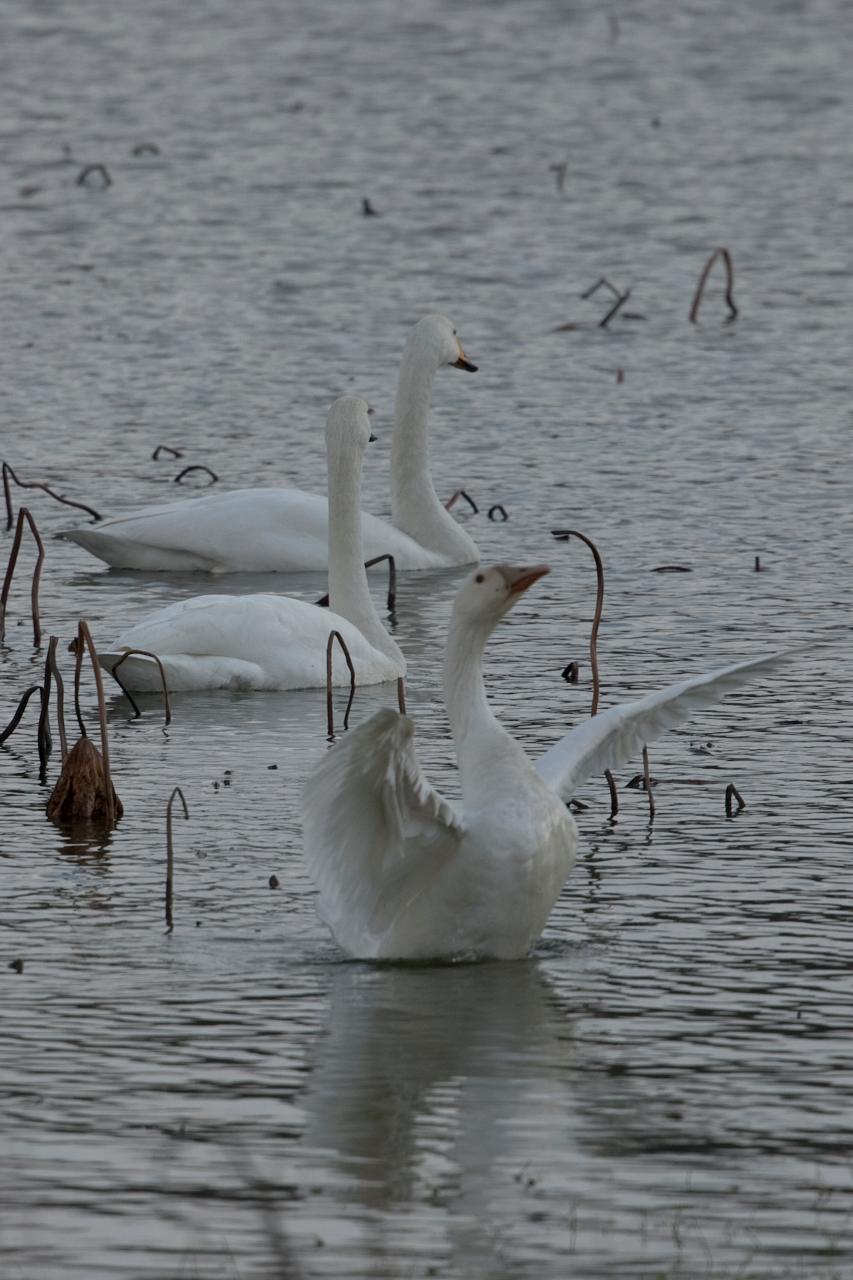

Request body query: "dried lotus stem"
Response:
[562, 529, 619, 819]
[725, 783, 746, 817]
[444, 489, 478, 514]
[0, 507, 45, 646]
[165, 786, 189, 932]
[110, 648, 172, 726]
[689, 247, 738, 323]
[174, 465, 218, 486]
[2, 461, 102, 530]
[642, 745, 655, 823]
[363, 553, 397, 613]
[325, 630, 356, 739]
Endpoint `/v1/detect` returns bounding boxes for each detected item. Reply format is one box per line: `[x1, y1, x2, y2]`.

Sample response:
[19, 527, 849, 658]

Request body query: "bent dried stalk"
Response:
[445, 489, 478, 514]
[325, 629, 356, 739]
[110, 648, 172, 726]
[689, 247, 738, 324]
[165, 786, 189, 932]
[76, 163, 112, 188]
[725, 783, 746, 817]
[363, 553, 397, 613]
[2, 461, 102, 530]
[581, 277, 623, 301]
[599, 288, 631, 329]
[488, 504, 508, 522]
[0, 507, 45, 646]
[45, 635, 68, 762]
[397, 677, 407, 715]
[64, 619, 120, 826]
[174, 465, 218, 486]
[0, 684, 43, 746]
[152, 445, 182, 461]
[562, 530, 618, 819]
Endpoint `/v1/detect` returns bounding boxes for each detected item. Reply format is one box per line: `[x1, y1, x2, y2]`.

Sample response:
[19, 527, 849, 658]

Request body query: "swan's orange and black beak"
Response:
[497, 565, 551, 596]
[452, 337, 478, 372]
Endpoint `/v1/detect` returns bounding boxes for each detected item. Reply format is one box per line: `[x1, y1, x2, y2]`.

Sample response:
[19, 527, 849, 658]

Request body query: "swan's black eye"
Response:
[475, 573, 484, 583]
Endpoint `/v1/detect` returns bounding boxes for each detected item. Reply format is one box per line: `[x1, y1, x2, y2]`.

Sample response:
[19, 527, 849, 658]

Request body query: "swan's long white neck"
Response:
[443, 611, 528, 802]
[390, 332, 479, 562]
[327, 433, 404, 669]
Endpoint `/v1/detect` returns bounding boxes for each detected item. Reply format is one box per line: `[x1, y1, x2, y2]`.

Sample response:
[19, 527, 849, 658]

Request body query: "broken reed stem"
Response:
[174, 465, 218, 486]
[599, 288, 631, 329]
[363, 553, 397, 614]
[325, 629, 356, 739]
[397, 676, 407, 715]
[642, 746, 655, 823]
[581, 277, 623, 301]
[76, 163, 112, 188]
[165, 786, 189, 933]
[562, 529, 618, 819]
[444, 489, 478, 514]
[689, 247, 739, 324]
[0, 506, 45, 646]
[0, 685, 43, 746]
[725, 783, 746, 817]
[2, 461, 102, 529]
[110, 648, 172, 726]
[488, 504, 508, 522]
[45, 635, 68, 761]
[152, 445, 182, 460]
[75, 620, 117, 827]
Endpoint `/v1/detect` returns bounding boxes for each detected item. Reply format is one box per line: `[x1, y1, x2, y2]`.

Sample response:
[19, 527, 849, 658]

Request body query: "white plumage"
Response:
[98, 397, 405, 692]
[303, 564, 787, 961]
[67, 315, 480, 573]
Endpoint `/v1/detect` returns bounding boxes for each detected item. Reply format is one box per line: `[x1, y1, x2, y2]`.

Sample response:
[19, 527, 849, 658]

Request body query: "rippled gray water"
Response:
[2, 1, 852, 1276]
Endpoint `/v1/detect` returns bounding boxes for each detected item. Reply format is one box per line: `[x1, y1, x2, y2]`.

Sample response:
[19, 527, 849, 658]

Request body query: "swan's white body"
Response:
[302, 565, 786, 961]
[98, 398, 405, 692]
[67, 315, 480, 573]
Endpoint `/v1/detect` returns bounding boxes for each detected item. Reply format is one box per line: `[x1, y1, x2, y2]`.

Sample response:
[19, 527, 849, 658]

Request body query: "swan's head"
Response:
[412, 314, 477, 373]
[454, 563, 551, 628]
[326, 395, 376, 455]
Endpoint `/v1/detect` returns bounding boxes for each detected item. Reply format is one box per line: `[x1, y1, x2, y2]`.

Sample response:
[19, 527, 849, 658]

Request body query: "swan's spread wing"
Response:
[535, 651, 788, 803]
[302, 709, 464, 952]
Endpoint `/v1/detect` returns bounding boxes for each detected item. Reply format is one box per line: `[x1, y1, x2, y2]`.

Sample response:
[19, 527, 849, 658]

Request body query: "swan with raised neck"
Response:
[391, 313, 480, 565]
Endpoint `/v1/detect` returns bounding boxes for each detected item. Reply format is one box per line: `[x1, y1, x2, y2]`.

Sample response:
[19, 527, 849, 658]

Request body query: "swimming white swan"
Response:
[66, 315, 480, 573]
[302, 564, 786, 961]
[97, 397, 406, 692]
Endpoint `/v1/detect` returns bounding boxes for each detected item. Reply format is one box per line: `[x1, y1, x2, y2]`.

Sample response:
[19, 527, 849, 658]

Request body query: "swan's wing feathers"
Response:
[302, 709, 463, 949]
[536, 650, 789, 803]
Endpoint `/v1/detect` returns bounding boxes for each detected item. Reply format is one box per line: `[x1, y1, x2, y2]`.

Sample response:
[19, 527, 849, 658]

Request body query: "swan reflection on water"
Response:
[299, 961, 577, 1210]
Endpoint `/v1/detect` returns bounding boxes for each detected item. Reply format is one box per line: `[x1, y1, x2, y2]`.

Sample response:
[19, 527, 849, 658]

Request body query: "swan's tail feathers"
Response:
[63, 525, 214, 572]
[535, 649, 792, 805]
[99, 650, 265, 692]
[301, 708, 464, 957]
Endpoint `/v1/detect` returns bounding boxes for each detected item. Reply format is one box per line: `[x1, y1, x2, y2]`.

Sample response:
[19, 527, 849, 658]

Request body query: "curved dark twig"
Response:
[445, 489, 478, 514]
[325, 630, 356, 739]
[174, 465, 218, 486]
[581, 277, 623, 301]
[110, 648, 172, 727]
[561, 530, 618, 819]
[75, 620, 117, 827]
[152, 445, 182, 461]
[0, 685, 43, 746]
[0, 507, 46, 646]
[689, 247, 739, 324]
[133, 142, 161, 156]
[45, 635, 67, 762]
[599, 288, 631, 329]
[165, 786, 189, 933]
[2, 461, 102, 529]
[397, 677, 406, 715]
[363, 553, 397, 614]
[76, 163, 112, 188]
[488, 504, 508, 522]
[725, 783, 746, 817]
